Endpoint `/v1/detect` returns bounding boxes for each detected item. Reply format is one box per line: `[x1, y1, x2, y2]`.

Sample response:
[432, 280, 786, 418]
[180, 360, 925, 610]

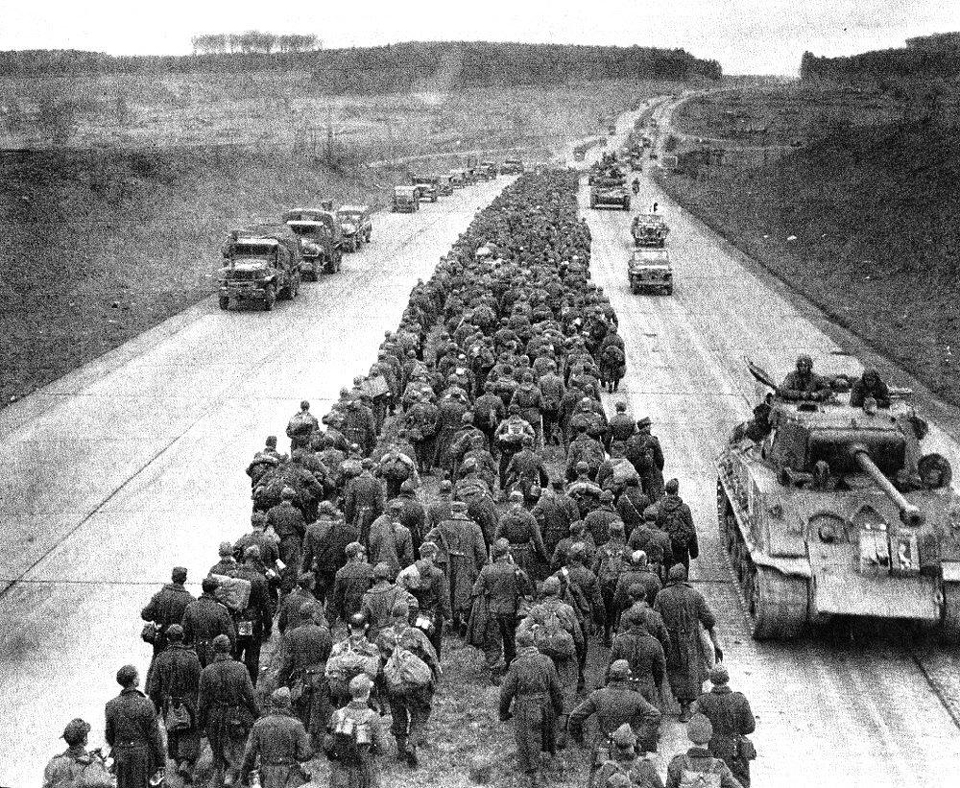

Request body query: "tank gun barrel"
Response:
[849, 444, 924, 526]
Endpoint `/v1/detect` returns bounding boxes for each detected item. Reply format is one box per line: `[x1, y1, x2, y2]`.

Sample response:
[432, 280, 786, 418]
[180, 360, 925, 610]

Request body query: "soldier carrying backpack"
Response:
[656, 479, 699, 573]
[665, 713, 743, 788]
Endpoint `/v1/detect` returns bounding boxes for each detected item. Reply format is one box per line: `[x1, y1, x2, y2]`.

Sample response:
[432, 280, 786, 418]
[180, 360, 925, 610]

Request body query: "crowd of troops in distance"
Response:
[44, 171, 756, 788]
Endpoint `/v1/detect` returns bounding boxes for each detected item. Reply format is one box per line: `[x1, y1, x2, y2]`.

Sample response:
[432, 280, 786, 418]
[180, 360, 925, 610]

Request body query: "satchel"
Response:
[738, 735, 757, 761]
[141, 622, 160, 644]
[164, 698, 191, 733]
[77, 752, 114, 788]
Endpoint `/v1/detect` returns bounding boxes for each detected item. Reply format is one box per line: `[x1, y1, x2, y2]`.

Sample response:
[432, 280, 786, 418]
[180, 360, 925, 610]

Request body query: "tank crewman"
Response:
[849, 367, 891, 409]
[104, 665, 165, 788]
[655, 565, 722, 722]
[239, 687, 312, 788]
[140, 566, 194, 661]
[197, 635, 260, 788]
[499, 628, 565, 788]
[778, 354, 832, 402]
[145, 624, 202, 782]
[695, 665, 757, 787]
[665, 713, 743, 788]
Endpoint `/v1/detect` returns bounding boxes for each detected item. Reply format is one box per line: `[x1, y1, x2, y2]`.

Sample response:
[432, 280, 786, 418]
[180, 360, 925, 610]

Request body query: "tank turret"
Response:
[717, 361, 960, 642]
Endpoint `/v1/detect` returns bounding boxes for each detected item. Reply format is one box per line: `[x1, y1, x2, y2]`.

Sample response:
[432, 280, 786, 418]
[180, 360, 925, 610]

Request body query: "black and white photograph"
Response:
[2, 2, 959, 786]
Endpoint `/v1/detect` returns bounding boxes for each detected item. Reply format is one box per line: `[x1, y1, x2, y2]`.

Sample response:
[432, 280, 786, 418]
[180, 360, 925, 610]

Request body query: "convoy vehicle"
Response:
[501, 158, 524, 175]
[627, 248, 672, 294]
[589, 174, 630, 210]
[608, 124, 617, 135]
[719, 363, 960, 642]
[282, 208, 344, 278]
[336, 205, 373, 252]
[392, 185, 420, 212]
[411, 175, 438, 202]
[480, 161, 498, 179]
[448, 170, 466, 189]
[219, 227, 301, 310]
[631, 214, 670, 248]
[435, 174, 454, 196]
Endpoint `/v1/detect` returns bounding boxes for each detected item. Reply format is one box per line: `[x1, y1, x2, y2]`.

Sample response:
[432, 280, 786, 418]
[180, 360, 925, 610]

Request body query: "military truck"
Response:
[631, 214, 669, 248]
[628, 248, 672, 295]
[448, 170, 466, 189]
[219, 226, 301, 310]
[411, 175, 439, 202]
[501, 158, 524, 175]
[282, 208, 344, 278]
[479, 161, 498, 179]
[718, 363, 960, 641]
[589, 173, 630, 210]
[392, 185, 420, 212]
[336, 205, 372, 253]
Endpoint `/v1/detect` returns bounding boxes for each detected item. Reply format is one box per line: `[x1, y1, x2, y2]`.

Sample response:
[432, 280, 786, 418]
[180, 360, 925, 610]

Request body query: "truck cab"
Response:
[283, 208, 344, 277]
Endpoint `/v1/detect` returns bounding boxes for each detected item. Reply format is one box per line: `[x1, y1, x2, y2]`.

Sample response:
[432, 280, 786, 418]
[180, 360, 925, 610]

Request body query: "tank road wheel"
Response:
[218, 296, 230, 310]
[942, 581, 960, 644]
[263, 284, 276, 311]
[747, 564, 808, 640]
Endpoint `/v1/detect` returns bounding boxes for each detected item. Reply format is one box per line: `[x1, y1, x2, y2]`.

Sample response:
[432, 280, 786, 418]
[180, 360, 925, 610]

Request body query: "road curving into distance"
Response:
[583, 109, 960, 785]
[0, 176, 514, 784]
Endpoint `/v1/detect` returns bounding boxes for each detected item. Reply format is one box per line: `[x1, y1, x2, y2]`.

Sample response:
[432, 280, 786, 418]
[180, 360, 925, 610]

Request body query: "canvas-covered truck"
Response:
[628, 248, 673, 295]
[631, 214, 670, 248]
[219, 226, 301, 310]
[411, 175, 438, 202]
[501, 158, 524, 175]
[336, 205, 372, 253]
[590, 175, 631, 210]
[282, 208, 344, 278]
[393, 185, 420, 212]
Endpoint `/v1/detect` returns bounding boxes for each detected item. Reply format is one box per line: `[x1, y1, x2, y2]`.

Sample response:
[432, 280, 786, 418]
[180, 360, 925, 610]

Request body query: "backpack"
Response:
[384, 644, 432, 692]
[598, 546, 628, 586]
[286, 411, 315, 438]
[328, 708, 371, 761]
[530, 608, 576, 659]
[211, 574, 251, 611]
[677, 755, 724, 788]
[380, 455, 411, 482]
[660, 505, 692, 550]
[325, 642, 377, 681]
[611, 458, 639, 486]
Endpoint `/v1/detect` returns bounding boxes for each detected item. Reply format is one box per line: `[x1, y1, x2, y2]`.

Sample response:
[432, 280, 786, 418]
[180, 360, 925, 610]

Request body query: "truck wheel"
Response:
[263, 285, 276, 311]
[218, 296, 230, 310]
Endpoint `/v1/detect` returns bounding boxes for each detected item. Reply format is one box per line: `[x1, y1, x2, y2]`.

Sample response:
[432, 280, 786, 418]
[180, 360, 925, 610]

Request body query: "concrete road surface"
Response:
[0, 176, 512, 785]
[584, 161, 960, 784]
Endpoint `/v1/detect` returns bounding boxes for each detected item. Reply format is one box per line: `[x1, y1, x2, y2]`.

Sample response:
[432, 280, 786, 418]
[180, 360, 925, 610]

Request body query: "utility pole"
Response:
[326, 105, 334, 162]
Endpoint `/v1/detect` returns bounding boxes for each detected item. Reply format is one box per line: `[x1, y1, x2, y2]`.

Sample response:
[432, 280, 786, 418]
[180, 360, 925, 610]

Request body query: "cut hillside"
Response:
[657, 117, 960, 404]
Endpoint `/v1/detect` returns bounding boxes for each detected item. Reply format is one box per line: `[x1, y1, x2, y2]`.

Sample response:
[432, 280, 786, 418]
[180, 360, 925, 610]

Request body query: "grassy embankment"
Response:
[656, 84, 960, 405]
[0, 77, 677, 408]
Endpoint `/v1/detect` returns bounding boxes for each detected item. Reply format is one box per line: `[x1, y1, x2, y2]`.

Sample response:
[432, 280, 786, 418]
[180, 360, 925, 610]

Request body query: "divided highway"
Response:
[0, 177, 513, 784]
[584, 112, 960, 784]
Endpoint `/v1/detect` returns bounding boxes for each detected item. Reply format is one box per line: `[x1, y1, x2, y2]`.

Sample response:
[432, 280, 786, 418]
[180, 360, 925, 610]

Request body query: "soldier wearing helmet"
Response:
[778, 354, 832, 402]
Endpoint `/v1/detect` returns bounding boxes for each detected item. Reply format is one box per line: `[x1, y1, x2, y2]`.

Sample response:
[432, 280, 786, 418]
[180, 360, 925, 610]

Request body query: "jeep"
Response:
[628, 248, 673, 295]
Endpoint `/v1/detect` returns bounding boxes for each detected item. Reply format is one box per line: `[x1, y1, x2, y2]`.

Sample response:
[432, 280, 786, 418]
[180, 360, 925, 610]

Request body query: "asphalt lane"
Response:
[583, 157, 960, 783]
[0, 177, 512, 785]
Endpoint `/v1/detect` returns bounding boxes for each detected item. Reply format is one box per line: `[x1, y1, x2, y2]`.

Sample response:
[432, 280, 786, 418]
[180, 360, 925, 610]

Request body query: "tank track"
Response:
[942, 581, 960, 645]
[717, 480, 809, 640]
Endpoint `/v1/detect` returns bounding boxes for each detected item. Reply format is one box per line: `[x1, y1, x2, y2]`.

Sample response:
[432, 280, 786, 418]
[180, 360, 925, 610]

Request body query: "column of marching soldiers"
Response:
[46, 171, 756, 788]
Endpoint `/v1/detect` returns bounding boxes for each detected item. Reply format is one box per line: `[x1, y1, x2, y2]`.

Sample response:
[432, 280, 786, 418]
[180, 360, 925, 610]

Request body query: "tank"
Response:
[716, 363, 960, 640]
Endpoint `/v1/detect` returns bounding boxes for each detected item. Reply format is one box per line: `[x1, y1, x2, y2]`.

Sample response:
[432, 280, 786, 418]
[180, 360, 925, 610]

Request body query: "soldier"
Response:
[278, 572, 318, 636]
[424, 479, 454, 533]
[537, 359, 566, 446]
[593, 723, 664, 788]
[461, 434, 499, 492]
[209, 541, 239, 577]
[584, 490, 621, 546]
[665, 713, 743, 788]
[447, 412, 486, 479]
[323, 674, 389, 788]
[655, 565, 722, 722]
[232, 545, 274, 684]
[376, 441, 419, 500]
[328, 542, 374, 627]
[410, 544, 451, 658]
[142, 624, 201, 782]
[617, 477, 651, 535]
[607, 610, 667, 706]
[570, 662, 662, 779]
[197, 635, 260, 788]
[239, 687, 312, 788]
[628, 508, 673, 583]
[360, 562, 412, 639]
[511, 371, 545, 446]
[390, 479, 427, 552]
[552, 520, 597, 572]
[181, 576, 235, 668]
[404, 392, 440, 475]
[367, 500, 414, 576]
[301, 503, 359, 605]
[605, 401, 636, 452]
[279, 601, 333, 747]
[567, 462, 603, 517]
[425, 499, 487, 633]
[656, 479, 699, 574]
[625, 418, 665, 501]
[104, 665, 165, 788]
[620, 583, 672, 660]
[376, 600, 440, 766]
[694, 666, 757, 787]
[499, 629, 565, 788]
[287, 400, 319, 452]
[325, 614, 382, 709]
[495, 405, 536, 489]
[343, 458, 385, 542]
[43, 718, 103, 788]
[434, 388, 470, 471]
[234, 513, 281, 593]
[532, 482, 576, 561]
[247, 437, 283, 488]
[267, 487, 308, 593]
[469, 539, 531, 683]
[495, 490, 549, 577]
[504, 435, 549, 502]
[594, 522, 632, 645]
[613, 551, 662, 622]
[778, 354, 832, 402]
[474, 380, 507, 448]
[342, 395, 377, 456]
[850, 367, 891, 408]
[141, 566, 194, 661]
[565, 425, 606, 482]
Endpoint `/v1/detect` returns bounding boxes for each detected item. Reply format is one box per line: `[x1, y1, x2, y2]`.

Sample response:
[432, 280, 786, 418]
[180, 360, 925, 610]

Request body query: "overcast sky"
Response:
[2, 0, 959, 75]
